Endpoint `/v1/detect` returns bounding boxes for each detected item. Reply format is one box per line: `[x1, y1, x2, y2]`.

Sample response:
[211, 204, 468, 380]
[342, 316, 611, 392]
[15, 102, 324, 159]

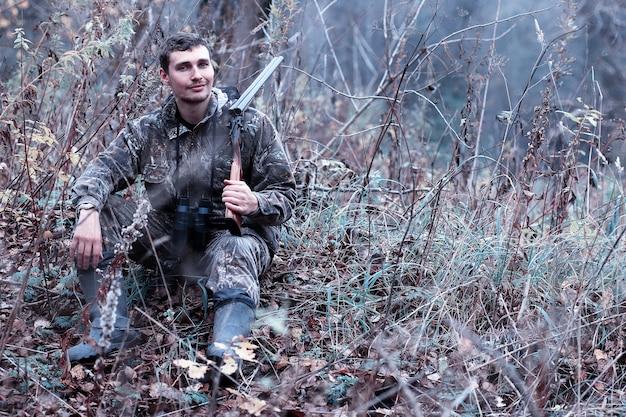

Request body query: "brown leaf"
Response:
[70, 364, 86, 381]
[148, 382, 182, 400]
[173, 359, 210, 380]
[233, 340, 258, 362]
[226, 387, 275, 416]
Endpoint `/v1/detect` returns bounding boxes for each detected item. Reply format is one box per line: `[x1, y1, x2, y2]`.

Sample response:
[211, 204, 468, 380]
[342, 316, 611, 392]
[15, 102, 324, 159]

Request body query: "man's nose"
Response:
[190, 65, 202, 79]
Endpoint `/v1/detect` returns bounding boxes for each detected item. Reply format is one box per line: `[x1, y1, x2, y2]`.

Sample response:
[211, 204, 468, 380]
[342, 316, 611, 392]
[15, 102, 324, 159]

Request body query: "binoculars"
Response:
[172, 197, 241, 252]
[172, 197, 210, 251]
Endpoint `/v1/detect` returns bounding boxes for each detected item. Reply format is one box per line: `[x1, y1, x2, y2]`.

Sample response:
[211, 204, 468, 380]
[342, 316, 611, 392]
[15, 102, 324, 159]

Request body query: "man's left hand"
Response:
[222, 179, 259, 215]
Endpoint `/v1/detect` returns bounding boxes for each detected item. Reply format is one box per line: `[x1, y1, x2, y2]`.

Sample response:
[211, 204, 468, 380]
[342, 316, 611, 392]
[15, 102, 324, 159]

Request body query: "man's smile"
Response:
[190, 83, 207, 91]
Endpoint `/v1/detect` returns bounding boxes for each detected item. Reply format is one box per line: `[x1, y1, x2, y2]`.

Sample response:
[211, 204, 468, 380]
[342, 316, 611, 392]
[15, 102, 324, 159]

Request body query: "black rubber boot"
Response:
[68, 268, 138, 362]
[205, 289, 256, 384]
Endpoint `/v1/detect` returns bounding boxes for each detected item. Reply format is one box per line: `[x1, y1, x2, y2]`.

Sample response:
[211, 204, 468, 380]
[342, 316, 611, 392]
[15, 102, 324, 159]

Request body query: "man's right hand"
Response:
[70, 209, 103, 270]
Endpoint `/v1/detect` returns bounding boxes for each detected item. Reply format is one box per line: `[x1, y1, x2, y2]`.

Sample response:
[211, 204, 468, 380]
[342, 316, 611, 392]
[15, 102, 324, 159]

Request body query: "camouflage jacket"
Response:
[71, 88, 296, 254]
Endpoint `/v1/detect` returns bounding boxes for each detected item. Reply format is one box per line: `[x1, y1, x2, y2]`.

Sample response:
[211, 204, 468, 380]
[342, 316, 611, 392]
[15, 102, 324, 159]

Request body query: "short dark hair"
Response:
[159, 32, 211, 73]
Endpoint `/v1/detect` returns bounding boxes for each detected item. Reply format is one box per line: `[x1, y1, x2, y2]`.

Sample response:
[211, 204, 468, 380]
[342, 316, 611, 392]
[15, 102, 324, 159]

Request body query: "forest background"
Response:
[1, 0, 626, 415]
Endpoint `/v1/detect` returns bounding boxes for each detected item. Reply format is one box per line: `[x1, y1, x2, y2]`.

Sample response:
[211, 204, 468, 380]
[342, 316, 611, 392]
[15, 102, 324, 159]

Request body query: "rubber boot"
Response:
[67, 268, 138, 362]
[205, 289, 256, 384]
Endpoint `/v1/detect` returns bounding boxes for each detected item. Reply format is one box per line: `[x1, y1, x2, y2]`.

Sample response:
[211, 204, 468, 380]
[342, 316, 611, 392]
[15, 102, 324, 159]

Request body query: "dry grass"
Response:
[2, 0, 626, 416]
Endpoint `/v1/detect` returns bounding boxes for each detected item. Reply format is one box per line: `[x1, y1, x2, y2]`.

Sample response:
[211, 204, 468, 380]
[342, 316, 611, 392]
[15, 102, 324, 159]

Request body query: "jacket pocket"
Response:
[142, 164, 169, 183]
[142, 164, 176, 210]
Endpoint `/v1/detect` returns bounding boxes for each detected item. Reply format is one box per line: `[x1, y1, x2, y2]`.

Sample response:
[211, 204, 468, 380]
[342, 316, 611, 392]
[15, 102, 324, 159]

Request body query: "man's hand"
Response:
[222, 179, 259, 216]
[70, 209, 103, 270]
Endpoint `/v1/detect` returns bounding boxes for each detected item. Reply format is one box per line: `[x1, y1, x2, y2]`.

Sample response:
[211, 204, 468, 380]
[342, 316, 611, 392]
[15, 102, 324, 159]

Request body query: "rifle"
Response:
[224, 56, 284, 235]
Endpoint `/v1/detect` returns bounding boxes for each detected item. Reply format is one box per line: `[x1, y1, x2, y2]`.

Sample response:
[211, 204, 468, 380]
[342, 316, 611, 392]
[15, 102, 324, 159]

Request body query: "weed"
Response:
[2, 0, 626, 416]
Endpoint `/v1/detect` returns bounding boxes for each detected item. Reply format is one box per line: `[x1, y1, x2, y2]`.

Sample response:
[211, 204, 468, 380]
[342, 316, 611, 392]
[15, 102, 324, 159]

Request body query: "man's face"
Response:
[160, 45, 214, 105]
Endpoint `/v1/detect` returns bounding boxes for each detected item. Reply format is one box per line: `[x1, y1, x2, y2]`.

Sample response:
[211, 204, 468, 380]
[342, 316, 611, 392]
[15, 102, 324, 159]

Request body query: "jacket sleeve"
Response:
[243, 110, 296, 227]
[71, 122, 143, 211]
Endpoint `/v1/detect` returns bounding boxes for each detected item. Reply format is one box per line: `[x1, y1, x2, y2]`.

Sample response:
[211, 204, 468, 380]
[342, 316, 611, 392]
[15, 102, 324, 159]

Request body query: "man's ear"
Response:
[160, 68, 169, 85]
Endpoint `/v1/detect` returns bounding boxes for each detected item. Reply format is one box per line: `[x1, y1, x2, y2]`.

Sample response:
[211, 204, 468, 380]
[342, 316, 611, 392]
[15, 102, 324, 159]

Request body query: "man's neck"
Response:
[175, 97, 211, 125]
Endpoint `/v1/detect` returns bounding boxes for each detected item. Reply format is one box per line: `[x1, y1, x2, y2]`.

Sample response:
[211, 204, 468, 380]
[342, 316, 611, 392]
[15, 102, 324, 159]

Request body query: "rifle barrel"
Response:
[224, 55, 283, 235]
[229, 56, 284, 113]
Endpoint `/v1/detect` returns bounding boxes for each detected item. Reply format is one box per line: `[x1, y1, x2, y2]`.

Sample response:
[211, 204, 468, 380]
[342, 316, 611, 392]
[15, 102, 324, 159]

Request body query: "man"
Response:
[68, 32, 296, 376]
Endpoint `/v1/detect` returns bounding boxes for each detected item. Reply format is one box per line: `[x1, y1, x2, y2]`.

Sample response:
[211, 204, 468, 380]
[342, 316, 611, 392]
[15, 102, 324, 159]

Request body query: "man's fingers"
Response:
[78, 243, 89, 269]
[75, 240, 93, 269]
[71, 210, 102, 269]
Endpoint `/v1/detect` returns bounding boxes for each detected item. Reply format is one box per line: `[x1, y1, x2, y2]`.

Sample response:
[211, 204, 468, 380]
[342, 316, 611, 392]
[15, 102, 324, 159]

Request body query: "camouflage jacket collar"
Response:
[162, 88, 230, 140]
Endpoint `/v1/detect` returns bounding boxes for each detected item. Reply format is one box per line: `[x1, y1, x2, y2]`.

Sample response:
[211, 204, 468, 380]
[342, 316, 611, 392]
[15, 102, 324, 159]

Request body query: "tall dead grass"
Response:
[1, 0, 626, 415]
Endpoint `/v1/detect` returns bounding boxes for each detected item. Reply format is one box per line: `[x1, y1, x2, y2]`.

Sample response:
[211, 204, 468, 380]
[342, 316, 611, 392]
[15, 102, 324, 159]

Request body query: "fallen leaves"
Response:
[173, 339, 258, 379]
[173, 358, 210, 380]
[226, 387, 278, 416]
[232, 339, 258, 363]
[148, 382, 182, 400]
[220, 355, 238, 375]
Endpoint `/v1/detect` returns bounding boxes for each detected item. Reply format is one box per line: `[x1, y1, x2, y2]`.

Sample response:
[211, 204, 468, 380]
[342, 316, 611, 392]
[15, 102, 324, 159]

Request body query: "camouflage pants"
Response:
[96, 194, 270, 306]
